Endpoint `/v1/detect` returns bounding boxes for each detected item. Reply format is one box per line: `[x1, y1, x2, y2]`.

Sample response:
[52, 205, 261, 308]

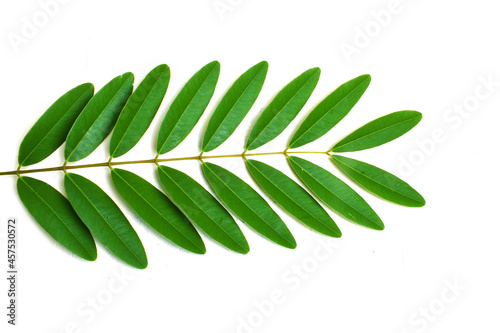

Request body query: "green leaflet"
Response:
[332, 111, 422, 152]
[64, 172, 147, 269]
[6, 63, 427, 268]
[65, 73, 134, 162]
[157, 165, 249, 254]
[202, 61, 268, 152]
[202, 161, 296, 249]
[288, 156, 384, 230]
[18, 83, 94, 166]
[331, 155, 425, 207]
[110, 65, 170, 158]
[246, 67, 320, 151]
[288, 74, 371, 149]
[157, 61, 220, 154]
[17, 176, 97, 261]
[110, 168, 206, 254]
[246, 159, 341, 238]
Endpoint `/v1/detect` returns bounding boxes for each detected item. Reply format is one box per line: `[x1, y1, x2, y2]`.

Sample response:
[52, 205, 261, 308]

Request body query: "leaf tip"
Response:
[236, 243, 250, 255]
[310, 67, 321, 74]
[194, 247, 207, 255]
[286, 239, 297, 249]
[259, 60, 269, 67]
[210, 60, 221, 68]
[412, 197, 426, 207]
[156, 63, 169, 70]
[330, 228, 342, 238]
[119, 72, 135, 86]
[134, 257, 148, 269]
[80, 82, 95, 93]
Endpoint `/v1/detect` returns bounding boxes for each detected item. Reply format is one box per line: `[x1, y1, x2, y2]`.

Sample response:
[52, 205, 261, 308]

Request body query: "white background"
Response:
[1, 0, 499, 332]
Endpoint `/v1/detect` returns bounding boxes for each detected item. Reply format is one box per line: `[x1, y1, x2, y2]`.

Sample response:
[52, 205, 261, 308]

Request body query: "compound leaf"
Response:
[64, 172, 147, 269]
[17, 176, 97, 261]
[110, 64, 170, 158]
[65, 72, 134, 162]
[157, 165, 249, 254]
[332, 111, 422, 152]
[111, 168, 206, 254]
[246, 159, 341, 237]
[202, 61, 268, 152]
[289, 74, 370, 149]
[18, 83, 94, 166]
[331, 154, 425, 207]
[246, 67, 320, 150]
[202, 161, 296, 249]
[157, 61, 220, 154]
[288, 156, 384, 230]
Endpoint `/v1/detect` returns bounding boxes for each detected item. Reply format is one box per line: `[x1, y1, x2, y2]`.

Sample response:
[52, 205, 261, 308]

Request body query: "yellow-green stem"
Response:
[0, 150, 327, 176]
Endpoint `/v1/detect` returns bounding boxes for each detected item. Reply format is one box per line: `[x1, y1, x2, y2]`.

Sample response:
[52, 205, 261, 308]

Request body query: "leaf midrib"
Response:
[290, 76, 369, 147]
[333, 114, 420, 151]
[204, 163, 292, 246]
[159, 64, 217, 153]
[21, 178, 94, 258]
[111, 68, 168, 157]
[290, 157, 381, 228]
[67, 174, 145, 266]
[159, 167, 246, 252]
[248, 161, 339, 235]
[67, 76, 131, 161]
[247, 70, 318, 150]
[332, 156, 421, 204]
[203, 65, 266, 151]
[21, 86, 92, 165]
[112, 170, 203, 252]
